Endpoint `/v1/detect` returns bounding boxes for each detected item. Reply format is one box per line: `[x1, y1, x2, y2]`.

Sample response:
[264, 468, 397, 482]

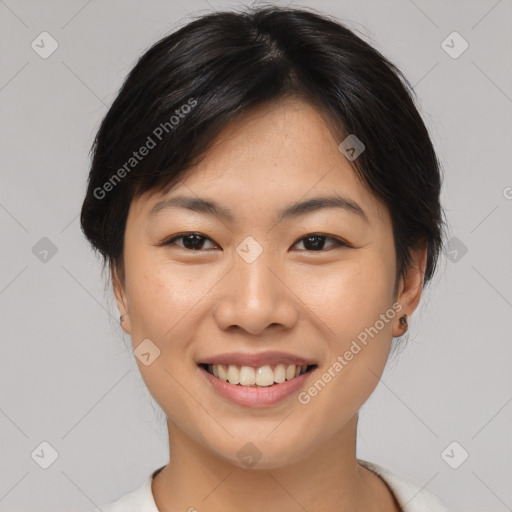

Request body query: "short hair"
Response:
[80, 5, 444, 288]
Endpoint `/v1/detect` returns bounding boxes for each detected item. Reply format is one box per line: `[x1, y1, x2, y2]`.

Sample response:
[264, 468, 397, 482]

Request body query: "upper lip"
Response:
[198, 351, 317, 367]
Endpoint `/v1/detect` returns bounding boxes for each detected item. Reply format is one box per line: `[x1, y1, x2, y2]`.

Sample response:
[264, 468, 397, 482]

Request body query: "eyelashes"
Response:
[294, 234, 350, 251]
[161, 233, 216, 251]
[159, 232, 351, 252]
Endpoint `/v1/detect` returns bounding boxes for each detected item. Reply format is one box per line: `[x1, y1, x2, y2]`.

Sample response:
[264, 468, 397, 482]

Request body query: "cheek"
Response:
[293, 250, 397, 421]
[125, 251, 216, 342]
[123, 255, 215, 433]
[296, 249, 397, 342]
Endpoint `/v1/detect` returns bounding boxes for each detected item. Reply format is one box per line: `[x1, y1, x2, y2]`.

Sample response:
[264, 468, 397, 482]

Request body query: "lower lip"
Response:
[198, 365, 315, 408]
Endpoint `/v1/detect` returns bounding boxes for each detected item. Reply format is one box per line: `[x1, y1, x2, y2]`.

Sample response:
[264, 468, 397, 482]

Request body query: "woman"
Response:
[81, 5, 448, 511]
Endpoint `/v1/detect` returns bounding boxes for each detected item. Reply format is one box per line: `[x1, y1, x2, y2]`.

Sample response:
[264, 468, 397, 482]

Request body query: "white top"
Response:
[90, 460, 450, 512]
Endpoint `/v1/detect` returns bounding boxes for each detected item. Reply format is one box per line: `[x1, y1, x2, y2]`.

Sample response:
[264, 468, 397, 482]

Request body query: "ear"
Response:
[112, 263, 132, 335]
[392, 242, 428, 337]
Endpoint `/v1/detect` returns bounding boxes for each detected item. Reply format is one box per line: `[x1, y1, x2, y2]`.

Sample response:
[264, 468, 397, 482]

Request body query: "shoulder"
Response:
[358, 459, 451, 512]
[86, 473, 159, 512]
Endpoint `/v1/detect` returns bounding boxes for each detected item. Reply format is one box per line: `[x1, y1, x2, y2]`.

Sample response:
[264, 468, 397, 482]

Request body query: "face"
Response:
[114, 98, 424, 469]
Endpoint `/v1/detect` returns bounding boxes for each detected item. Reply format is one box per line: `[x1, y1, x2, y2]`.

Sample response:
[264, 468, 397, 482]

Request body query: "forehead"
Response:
[131, 98, 390, 226]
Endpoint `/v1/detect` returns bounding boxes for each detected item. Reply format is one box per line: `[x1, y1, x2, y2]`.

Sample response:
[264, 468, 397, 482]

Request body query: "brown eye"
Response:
[159, 232, 349, 252]
[163, 233, 218, 251]
[293, 234, 349, 251]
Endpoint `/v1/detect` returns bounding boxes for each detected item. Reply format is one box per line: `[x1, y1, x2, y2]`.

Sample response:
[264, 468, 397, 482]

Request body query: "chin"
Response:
[204, 432, 312, 471]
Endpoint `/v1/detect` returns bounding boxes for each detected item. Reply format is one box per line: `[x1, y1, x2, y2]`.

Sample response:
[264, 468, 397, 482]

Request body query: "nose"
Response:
[213, 246, 299, 336]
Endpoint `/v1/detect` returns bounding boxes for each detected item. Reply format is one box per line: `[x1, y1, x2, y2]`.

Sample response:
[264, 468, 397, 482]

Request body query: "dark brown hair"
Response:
[80, 5, 444, 289]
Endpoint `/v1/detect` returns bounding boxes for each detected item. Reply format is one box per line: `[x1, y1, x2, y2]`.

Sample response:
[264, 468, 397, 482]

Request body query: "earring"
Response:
[399, 314, 408, 332]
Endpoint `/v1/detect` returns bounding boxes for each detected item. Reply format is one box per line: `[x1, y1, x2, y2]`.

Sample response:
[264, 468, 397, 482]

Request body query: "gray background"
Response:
[1, 0, 511, 510]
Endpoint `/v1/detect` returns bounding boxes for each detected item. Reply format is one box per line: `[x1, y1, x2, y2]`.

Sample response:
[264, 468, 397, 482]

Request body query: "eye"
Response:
[159, 232, 350, 252]
[161, 232, 218, 251]
[292, 233, 349, 251]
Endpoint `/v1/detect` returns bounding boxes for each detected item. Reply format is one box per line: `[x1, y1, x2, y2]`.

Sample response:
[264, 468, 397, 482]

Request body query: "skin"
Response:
[113, 98, 427, 512]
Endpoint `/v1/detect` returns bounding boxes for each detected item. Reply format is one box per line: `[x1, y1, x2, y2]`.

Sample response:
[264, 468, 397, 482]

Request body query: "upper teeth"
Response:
[207, 364, 309, 387]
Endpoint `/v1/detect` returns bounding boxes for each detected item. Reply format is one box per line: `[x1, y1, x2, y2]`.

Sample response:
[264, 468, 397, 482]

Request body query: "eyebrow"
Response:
[147, 194, 368, 224]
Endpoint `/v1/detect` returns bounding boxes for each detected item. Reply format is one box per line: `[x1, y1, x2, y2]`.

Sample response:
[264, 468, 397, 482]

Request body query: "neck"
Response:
[152, 414, 399, 512]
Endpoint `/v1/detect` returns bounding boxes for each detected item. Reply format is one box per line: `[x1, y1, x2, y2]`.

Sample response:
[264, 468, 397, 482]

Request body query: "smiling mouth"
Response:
[199, 363, 317, 387]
